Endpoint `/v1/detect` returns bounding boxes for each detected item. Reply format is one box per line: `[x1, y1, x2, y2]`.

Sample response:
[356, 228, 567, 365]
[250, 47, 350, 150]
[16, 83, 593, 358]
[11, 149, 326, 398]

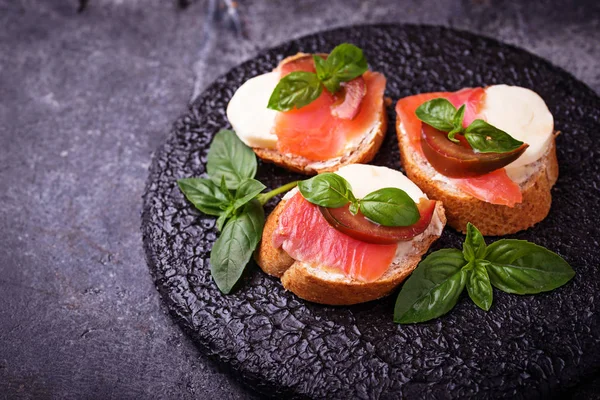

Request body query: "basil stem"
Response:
[256, 181, 300, 206]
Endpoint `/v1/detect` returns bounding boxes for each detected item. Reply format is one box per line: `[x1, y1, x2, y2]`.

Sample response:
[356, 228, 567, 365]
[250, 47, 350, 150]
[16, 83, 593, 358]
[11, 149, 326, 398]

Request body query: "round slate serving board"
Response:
[141, 24, 600, 399]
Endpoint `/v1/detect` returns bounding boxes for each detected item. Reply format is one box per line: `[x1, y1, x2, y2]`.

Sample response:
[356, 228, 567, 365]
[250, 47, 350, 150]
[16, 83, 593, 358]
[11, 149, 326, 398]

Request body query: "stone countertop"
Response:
[0, 1, 598, 399]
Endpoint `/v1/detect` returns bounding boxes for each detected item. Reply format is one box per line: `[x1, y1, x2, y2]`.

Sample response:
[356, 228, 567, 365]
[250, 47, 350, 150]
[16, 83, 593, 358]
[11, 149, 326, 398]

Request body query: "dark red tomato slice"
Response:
[330, 77, 366, 120]
[319, 199, 437, 244]
[421, 123, 529, 178]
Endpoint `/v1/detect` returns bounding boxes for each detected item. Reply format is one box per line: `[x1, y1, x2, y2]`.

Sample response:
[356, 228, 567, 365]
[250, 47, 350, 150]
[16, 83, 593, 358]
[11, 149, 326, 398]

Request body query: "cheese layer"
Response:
[480, 85, 554, 172]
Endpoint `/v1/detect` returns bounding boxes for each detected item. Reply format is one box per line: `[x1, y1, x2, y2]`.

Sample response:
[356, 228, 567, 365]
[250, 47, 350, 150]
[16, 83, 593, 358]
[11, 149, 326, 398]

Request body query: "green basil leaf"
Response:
[313, 54, 330, 82]
[210, 200, 265, 294]
[319, 43, 368, 93]
[462, 222, 486, 262]
[207, 129, 257, 190]
[448, 104, 466, 142]
[232, 179, 266, 211]
[415, 98, 456, 132]
[177, 177, 231, 216]
[297, 173, 353, 208]
[359, 188, 419, 227]
[220, 176, 234, 202]
[466, 261, 493, 311]
[394, 249, 468, 324]
[267, 71, 323, 112]
[484, 239, 575, 294]
[215, 206, 234, 232]
[452, 104, 466, 130]
[464, 119, 524, 153]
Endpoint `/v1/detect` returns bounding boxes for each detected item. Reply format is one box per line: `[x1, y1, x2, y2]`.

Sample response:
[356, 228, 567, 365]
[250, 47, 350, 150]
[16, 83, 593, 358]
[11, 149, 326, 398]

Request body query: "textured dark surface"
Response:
[142, 25, 600, 399]
[2, 1, 600, 399]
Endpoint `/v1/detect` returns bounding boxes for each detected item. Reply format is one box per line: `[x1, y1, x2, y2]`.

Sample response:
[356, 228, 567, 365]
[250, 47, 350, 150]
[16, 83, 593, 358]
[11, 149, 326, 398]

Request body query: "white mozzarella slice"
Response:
[481, 85, 554, 171]
[226, 71, 279, 149]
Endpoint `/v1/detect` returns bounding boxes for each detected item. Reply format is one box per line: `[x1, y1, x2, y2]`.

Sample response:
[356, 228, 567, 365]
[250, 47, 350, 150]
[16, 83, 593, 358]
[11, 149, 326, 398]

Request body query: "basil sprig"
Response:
[298, 173, 420, 227]
[268, 43, 368, 112]
[313, 43, 368, 93]
[394, 223, 575, 324]
[415, 98, 525, 153]
[178, 129, 299, 293]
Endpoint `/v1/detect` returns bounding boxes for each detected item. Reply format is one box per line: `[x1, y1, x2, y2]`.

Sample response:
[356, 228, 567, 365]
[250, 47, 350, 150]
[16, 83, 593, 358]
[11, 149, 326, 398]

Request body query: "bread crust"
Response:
[250, 53, 388, 175]
[396, 115, 559, 235]
[255, 199, 446, 305]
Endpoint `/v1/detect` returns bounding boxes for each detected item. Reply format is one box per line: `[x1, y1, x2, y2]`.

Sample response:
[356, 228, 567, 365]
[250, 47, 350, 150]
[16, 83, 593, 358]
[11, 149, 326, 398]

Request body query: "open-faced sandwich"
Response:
[227, 43, 387, 175]
[396, 85, 558, 235]
[255, 164, 446, 305]
[179, 130, 574, 323]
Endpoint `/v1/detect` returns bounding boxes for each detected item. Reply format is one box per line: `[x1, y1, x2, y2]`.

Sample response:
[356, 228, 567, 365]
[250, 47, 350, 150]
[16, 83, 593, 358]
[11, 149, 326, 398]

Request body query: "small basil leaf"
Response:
[464, 119, 524, 153]
[177, 178, 231, 216]
[210, 200, 265, 294]
[415, 98, 456, 132]
[359, 188, 419, 227]
[215, 206, 234, 232]
[207, 130, 257, 190]
[313, 54, 330, 82]
[452, 104, 466, 130]
[394, 249, 468, 324]
[448, 105, 466, 142]
[267, 71, 323, 112]
[297, 173, 353, 208]
[484, 239, 575, 294]
[220, 176, 234, 202]
[232, 179, 266, 211]
[462, 222, 486, 262]
[466, 261, 493, 311]
[321, 77, 342, 97]
[320, 43, 368, 93]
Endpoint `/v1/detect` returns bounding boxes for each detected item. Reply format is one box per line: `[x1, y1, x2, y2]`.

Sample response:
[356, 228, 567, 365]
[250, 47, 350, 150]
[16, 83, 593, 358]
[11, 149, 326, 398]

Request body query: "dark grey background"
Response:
[0, 1, 598, 399]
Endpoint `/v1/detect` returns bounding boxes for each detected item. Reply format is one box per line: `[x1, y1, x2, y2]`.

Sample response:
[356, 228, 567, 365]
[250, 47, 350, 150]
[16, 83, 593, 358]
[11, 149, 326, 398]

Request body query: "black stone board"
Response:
[141, 24, 600, 399]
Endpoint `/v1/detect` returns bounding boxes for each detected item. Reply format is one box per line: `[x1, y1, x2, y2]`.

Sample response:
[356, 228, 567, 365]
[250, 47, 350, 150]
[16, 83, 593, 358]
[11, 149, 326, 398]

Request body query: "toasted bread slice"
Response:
[255, 199, 446, 305]
[396, 114, 559, 235]
[249, 53, 388, 175]
[253, 112, 387, 175]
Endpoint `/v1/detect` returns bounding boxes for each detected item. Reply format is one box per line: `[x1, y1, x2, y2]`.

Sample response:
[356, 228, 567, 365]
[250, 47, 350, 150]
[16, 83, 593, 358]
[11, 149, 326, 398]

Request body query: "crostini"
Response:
[396, 85, 558, 235]
[255, 164, 446, 305]
[227, 44, 387, 175]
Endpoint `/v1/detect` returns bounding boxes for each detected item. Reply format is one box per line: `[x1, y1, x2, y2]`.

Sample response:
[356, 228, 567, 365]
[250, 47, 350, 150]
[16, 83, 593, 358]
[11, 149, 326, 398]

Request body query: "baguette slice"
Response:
[397, 114, 559, 235]
[255, 198, 446, 305]
[252, 111, 387, 175]
[242, 53, 388, 175]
